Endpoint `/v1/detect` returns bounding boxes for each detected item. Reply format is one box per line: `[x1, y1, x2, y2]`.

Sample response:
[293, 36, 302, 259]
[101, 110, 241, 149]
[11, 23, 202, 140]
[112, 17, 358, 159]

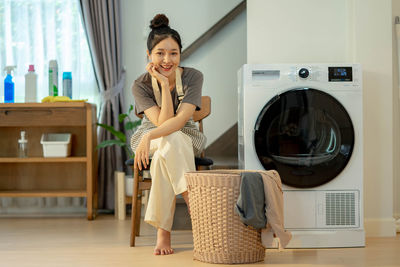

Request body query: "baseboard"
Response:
[364, 218, 397, 237]
[0, 206, 86, 215]
[283, 229, 365, 248]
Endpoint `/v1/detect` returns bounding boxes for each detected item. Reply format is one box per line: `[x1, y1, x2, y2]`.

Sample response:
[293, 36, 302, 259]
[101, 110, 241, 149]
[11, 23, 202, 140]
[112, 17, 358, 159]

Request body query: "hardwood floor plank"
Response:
[0, 215, 398, 267]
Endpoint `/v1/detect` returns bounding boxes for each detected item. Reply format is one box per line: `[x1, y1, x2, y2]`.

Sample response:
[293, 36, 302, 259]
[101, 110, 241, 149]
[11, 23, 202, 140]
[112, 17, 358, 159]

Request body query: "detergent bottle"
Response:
[25, 64, 38, 102]
[4, 66, 16, 103]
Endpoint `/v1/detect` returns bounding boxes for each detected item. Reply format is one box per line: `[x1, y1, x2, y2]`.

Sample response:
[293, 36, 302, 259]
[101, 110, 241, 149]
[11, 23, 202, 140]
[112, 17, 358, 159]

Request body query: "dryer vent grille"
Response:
[325, 192, 356, 226]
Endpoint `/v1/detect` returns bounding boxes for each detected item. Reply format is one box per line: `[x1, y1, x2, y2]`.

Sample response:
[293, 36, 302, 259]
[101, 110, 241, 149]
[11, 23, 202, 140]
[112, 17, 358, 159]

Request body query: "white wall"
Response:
[183, 11, 246, 145]
[392, 0, 400, 227]
[248, 0, 352, 63]
[353, 0, 396, 237]
[121, 0, 245, 146]
[248, 0, 397, 237]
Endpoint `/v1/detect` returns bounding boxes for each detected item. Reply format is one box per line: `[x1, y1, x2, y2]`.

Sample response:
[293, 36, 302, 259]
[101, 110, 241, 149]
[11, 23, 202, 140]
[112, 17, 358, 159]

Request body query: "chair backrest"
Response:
[193, 96, 211, 123]
[134, 96, 211, 133]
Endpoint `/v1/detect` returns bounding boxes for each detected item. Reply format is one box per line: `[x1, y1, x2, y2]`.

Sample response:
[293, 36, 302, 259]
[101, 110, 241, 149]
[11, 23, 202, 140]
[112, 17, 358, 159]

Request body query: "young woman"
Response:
[130, 14, 206, 255]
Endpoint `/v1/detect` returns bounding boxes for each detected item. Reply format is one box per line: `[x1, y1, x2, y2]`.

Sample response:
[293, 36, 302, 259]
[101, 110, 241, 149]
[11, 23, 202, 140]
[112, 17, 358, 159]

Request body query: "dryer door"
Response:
[254, 88, 354, 188]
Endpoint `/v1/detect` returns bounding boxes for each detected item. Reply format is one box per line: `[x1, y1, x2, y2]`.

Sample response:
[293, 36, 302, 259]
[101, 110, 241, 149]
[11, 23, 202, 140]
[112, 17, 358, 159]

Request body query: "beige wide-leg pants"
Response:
[144, 131, 195, 232]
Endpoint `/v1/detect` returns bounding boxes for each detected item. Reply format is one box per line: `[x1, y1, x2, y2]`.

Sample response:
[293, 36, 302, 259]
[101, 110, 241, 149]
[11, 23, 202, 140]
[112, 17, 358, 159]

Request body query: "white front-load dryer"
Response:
[238, 64, 364, 248]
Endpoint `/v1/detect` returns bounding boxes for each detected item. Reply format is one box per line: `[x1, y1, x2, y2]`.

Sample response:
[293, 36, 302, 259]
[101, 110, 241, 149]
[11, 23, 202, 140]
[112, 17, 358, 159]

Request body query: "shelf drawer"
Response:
[0, 107, 86, 126]
[0, 162, 87, 190]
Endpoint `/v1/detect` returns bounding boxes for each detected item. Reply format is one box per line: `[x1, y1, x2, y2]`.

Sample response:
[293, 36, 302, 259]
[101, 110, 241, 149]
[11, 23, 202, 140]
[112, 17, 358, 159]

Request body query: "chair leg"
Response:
[130, 165, 139, 247]
[135, 189, 142, 236]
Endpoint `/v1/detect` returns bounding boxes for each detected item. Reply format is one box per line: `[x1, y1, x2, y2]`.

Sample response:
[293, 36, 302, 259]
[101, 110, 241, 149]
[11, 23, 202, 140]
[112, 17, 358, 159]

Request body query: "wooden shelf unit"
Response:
[0, 102, 98, 220]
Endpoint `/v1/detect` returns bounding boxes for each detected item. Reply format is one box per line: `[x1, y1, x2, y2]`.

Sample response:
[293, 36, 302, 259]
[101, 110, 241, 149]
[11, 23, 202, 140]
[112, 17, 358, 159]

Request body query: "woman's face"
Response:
[148, 37, 180, 78]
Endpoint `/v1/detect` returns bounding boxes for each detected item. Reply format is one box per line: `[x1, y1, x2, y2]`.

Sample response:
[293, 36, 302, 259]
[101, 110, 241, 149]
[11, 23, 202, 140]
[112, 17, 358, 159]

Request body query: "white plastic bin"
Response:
[40, 133, 72, 157]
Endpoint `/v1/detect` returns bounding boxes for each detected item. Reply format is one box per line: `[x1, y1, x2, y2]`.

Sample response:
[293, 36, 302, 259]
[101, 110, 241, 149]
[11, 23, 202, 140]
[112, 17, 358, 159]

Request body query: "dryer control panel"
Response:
[297, 66, 354, 82]
[246, 64, 361, 86]
[290, 64, 361, 85]
[241, 63, 362, 96]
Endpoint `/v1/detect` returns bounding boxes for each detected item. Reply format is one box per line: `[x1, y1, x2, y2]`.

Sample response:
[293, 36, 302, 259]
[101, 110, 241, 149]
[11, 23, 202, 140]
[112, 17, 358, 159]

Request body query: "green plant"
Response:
[97, 105, 141, 159]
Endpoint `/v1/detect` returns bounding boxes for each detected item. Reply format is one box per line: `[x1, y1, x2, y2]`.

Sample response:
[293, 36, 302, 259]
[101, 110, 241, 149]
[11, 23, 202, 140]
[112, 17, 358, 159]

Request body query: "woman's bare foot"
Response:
[154, 228, 174, 255]
[181, 191, 190, 215]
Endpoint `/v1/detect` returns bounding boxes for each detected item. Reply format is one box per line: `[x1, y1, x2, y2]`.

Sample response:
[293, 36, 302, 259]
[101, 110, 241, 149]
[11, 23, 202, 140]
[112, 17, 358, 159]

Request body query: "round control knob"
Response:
[299, 68, 309, 79]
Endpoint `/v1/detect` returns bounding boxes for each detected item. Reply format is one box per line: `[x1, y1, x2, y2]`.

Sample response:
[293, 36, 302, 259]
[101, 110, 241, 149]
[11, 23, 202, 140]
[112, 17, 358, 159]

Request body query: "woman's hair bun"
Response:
[150, 14, 169, 30]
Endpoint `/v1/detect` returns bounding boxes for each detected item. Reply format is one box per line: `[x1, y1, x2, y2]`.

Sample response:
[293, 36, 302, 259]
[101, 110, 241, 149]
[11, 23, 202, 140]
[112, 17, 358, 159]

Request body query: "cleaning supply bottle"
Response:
[49, 60, 58, 96]
[25, 64, 38, 102]
[18, 131, 28, 158]
[62, 72, 72, 99]
[4, 66, 16, 103]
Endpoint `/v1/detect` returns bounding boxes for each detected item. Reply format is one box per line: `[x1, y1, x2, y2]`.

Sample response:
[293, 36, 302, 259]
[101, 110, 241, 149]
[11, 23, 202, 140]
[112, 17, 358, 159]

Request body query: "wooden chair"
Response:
[128, 96, 213, 247]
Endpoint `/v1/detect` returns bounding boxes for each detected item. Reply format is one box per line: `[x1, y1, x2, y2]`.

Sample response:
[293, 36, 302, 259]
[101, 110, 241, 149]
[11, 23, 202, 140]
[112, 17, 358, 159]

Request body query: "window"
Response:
[0, 0, 99, 107]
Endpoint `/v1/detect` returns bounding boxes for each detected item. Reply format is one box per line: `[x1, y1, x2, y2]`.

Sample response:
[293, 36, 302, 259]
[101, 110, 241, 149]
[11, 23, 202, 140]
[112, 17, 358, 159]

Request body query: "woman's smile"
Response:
[160, 65, 173, 71]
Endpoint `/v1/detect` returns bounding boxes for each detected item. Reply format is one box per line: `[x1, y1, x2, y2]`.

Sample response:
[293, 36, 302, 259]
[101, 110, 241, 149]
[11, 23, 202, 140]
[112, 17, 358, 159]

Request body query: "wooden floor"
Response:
[1, 215, 399, 267]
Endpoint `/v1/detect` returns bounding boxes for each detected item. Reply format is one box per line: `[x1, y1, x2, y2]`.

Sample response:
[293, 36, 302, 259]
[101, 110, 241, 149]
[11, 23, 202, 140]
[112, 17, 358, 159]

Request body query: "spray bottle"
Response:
[49, 60, 58, 96]
[4, 66, 16, 103]
[63, 72, 72, 99]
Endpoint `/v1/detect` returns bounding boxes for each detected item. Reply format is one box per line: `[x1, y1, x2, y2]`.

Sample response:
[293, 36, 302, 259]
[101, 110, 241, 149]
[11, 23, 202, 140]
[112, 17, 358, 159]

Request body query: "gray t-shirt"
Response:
[132, 67, 203, 114]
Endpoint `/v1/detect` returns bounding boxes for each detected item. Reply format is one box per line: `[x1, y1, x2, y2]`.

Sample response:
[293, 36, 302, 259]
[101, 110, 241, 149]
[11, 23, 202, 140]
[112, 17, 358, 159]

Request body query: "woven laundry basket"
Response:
[185, 170, 265, 264]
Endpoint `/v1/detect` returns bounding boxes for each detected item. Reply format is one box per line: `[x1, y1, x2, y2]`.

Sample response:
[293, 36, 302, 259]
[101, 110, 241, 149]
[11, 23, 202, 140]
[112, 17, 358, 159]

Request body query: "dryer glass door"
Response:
[254, 88, 354, 188]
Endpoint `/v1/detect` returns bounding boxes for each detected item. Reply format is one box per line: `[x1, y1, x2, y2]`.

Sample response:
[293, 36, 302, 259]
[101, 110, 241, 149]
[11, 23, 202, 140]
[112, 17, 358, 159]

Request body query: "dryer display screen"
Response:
[328, 67, 352, 82]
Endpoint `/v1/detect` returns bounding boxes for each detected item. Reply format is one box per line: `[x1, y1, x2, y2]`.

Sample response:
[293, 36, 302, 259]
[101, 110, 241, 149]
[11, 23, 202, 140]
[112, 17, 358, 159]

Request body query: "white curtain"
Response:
[0, 0, 98, 214]
[0, 0, 99, 105]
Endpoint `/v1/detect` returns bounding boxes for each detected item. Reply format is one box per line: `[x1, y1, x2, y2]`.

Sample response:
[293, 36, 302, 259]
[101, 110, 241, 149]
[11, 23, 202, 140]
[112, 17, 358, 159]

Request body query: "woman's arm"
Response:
[134, 102, 196, 170]
[149, 102, 195, 139]
[144, 63, 175, 126]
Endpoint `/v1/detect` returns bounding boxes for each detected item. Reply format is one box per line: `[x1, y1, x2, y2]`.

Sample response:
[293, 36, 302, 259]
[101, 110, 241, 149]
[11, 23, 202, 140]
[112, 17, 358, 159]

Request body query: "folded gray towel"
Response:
[235, 172, 267, 229]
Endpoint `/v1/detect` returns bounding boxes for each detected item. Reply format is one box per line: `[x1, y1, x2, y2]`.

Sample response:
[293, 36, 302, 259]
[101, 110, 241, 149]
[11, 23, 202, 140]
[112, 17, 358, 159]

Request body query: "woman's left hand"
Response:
[134, 133, 151, 171]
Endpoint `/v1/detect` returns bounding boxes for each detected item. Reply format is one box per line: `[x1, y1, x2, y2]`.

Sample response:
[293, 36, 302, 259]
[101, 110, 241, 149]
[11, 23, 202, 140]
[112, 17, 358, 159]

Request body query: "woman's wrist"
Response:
[145, 131, 154, 141]
[160, 80, 169, 89]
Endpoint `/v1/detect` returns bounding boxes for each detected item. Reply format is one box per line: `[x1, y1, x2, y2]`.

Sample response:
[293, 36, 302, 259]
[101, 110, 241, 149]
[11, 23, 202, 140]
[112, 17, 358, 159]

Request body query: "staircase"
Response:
[205, 123, 238, 170]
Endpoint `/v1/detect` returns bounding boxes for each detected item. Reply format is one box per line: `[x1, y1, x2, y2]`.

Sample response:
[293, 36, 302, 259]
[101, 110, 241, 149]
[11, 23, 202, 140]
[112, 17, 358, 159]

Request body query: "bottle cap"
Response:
[63, 72, 72, 80]
[18, 131, 27, 144]
[28, 65, 35, 72]
[49, 60, 58, 68]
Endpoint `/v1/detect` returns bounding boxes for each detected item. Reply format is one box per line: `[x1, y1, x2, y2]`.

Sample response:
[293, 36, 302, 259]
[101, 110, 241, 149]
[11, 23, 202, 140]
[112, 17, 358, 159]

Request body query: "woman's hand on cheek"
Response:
[134, 133, 151, 171]
[146, 62, 169, 87]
